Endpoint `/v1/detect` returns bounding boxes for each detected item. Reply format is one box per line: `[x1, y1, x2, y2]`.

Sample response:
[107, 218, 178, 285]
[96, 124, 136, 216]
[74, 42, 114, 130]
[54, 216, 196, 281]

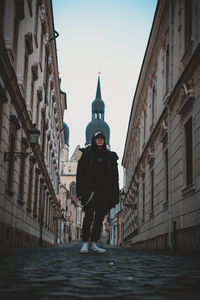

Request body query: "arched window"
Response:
[70, 182, 76, 195]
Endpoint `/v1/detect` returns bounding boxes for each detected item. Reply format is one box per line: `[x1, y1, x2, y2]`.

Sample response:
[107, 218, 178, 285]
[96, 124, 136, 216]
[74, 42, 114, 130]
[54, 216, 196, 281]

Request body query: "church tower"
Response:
[85, 75, 110, 146]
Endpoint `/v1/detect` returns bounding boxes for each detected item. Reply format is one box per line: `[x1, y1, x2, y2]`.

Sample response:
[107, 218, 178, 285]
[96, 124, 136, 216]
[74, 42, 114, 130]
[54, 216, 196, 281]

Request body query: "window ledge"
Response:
[182, 184, 195, 196]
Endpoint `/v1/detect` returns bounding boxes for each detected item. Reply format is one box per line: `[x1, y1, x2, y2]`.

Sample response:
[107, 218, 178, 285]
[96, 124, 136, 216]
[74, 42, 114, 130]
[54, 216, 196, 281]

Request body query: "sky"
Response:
[52, 0, 157, 188]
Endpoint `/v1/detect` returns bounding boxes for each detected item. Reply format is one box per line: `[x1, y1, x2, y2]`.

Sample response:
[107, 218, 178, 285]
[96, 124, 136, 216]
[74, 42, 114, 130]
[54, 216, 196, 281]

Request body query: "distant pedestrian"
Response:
[76, 131, 119, 253]
[68, 234, 72, 243]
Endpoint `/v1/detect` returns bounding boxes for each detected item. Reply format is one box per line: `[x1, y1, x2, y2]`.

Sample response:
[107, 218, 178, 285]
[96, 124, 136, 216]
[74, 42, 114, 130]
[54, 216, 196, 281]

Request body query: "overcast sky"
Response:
[52, 0, 157, 187]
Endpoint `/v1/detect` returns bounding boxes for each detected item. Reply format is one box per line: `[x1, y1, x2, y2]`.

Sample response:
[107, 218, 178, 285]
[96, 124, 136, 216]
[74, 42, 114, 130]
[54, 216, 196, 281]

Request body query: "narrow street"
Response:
[0, 242, 200, 300]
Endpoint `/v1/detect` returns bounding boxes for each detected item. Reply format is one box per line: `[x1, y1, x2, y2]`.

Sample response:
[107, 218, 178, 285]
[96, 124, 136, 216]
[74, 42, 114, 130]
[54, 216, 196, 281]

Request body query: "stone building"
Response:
[122, 0, 200, 251]
[109, 194, 123, 246]
[61, 145, 83, 241]
[59, 183, 69, 243]
[0, 0, 66, 247]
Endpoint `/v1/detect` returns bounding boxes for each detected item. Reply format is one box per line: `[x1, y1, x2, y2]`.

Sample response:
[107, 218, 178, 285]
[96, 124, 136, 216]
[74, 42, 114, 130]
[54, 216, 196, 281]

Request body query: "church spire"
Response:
[92, 75, 105, 121]
[95, 75, 102, 99]
[85, 74, 110, 146]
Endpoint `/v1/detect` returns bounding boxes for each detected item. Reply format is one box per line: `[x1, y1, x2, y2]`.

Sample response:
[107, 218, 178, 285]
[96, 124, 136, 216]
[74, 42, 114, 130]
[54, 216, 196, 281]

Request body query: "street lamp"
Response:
[28, 123, 41, 145]
[4, 123, 40, 161]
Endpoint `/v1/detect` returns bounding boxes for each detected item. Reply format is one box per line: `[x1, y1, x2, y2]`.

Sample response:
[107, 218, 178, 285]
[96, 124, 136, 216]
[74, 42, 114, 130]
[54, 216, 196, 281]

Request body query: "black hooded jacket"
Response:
[76, 139, 119, 209]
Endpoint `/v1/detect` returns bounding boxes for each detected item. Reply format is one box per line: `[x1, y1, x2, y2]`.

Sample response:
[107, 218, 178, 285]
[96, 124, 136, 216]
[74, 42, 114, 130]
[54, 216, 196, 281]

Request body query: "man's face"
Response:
[95, 135, 105, 147]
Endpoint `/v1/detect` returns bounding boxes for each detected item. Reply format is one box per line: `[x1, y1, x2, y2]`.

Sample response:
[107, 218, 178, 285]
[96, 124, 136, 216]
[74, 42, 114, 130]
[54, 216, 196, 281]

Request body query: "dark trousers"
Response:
[81, 191, 108, 242]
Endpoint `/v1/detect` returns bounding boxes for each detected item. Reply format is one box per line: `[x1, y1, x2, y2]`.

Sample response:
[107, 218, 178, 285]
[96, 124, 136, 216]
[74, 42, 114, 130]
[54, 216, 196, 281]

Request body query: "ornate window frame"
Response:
[177, 79, 195, 196]
[17, 137, 29, 206]
[6, 115, 20, 195]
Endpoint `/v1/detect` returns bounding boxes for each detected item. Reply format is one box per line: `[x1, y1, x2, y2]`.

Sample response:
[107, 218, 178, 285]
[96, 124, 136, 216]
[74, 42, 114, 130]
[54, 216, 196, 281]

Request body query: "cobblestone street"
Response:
[0, 242, 200, 300]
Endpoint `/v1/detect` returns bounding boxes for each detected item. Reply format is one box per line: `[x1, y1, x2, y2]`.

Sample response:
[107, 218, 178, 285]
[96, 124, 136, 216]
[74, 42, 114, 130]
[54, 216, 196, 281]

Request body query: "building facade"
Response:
[0, 0, 66, 247]
[109, 192, 123, 246]
[122, 0, 200, 251]
[61, 145, 83, 241]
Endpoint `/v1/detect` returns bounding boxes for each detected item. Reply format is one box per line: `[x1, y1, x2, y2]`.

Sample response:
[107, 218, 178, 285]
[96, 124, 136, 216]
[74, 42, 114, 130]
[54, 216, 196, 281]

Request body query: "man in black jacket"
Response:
[76, 131, 119, 253]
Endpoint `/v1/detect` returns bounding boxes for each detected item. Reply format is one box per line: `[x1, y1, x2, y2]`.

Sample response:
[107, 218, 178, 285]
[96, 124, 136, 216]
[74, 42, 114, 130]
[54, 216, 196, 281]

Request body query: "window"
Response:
[18, 139, 28, 205]
[0, 0, 5, 34]
[49, 203, 53, 231]
[57, 142, 61, 194]
[30, 76, 35, 111]
[36, 95, 40, 127]
[142, 182, 145, 219]
[151, 170, 154, 212]
[27, 0, 33, 16]
[138, 129, 140, 158]
[7, 131, 16, 191]
[185, 117, 193, 186]
[184, 0, 192, 47]
[47, 200, 51, 229]
[144, 110, 147, 143]
[39, 33, 44, 71]
[27, 158, 35, 212]
[33, 169, 40, 218]
[38, 179, 44, 223]
[165, 149, 169, 202]
[23, 50, 29, 98]
[45, 193, 49, 227]
[166, 44, 169, 93]
[152, 86, 156, 122]
[13, 1, 20, 61]
[70, 183, 76, 195]
[43, 55, 48, 90]
[41, 111, 46, 153]
[0, 89, 5, 143]
[34, 1, 39, 47]
[6, 115, 20, 193]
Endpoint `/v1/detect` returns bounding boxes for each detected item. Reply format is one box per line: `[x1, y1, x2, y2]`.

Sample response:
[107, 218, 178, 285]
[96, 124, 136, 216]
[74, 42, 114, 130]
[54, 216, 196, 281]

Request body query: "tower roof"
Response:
[92, 76, 105, 119]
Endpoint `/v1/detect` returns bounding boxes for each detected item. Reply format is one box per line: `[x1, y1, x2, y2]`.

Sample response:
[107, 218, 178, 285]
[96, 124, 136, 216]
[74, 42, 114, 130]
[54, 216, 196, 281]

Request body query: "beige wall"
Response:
[122, 0, 200, 250]
[0, 0, 66, 247]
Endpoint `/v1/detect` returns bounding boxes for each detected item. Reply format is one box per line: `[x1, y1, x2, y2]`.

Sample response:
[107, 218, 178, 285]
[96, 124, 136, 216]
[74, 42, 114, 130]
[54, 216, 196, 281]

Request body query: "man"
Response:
[76, 131, 119, 253]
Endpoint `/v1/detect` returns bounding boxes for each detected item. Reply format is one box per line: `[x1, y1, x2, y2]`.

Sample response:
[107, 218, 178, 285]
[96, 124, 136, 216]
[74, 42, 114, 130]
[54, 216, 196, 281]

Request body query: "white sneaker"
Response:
[90, 242, 106, 253]
[80, 242, 89, 253]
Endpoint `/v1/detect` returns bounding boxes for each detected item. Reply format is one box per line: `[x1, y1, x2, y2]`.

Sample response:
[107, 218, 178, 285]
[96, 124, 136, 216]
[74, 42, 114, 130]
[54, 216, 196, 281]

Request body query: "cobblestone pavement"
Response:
[0, 241, 200, 300]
